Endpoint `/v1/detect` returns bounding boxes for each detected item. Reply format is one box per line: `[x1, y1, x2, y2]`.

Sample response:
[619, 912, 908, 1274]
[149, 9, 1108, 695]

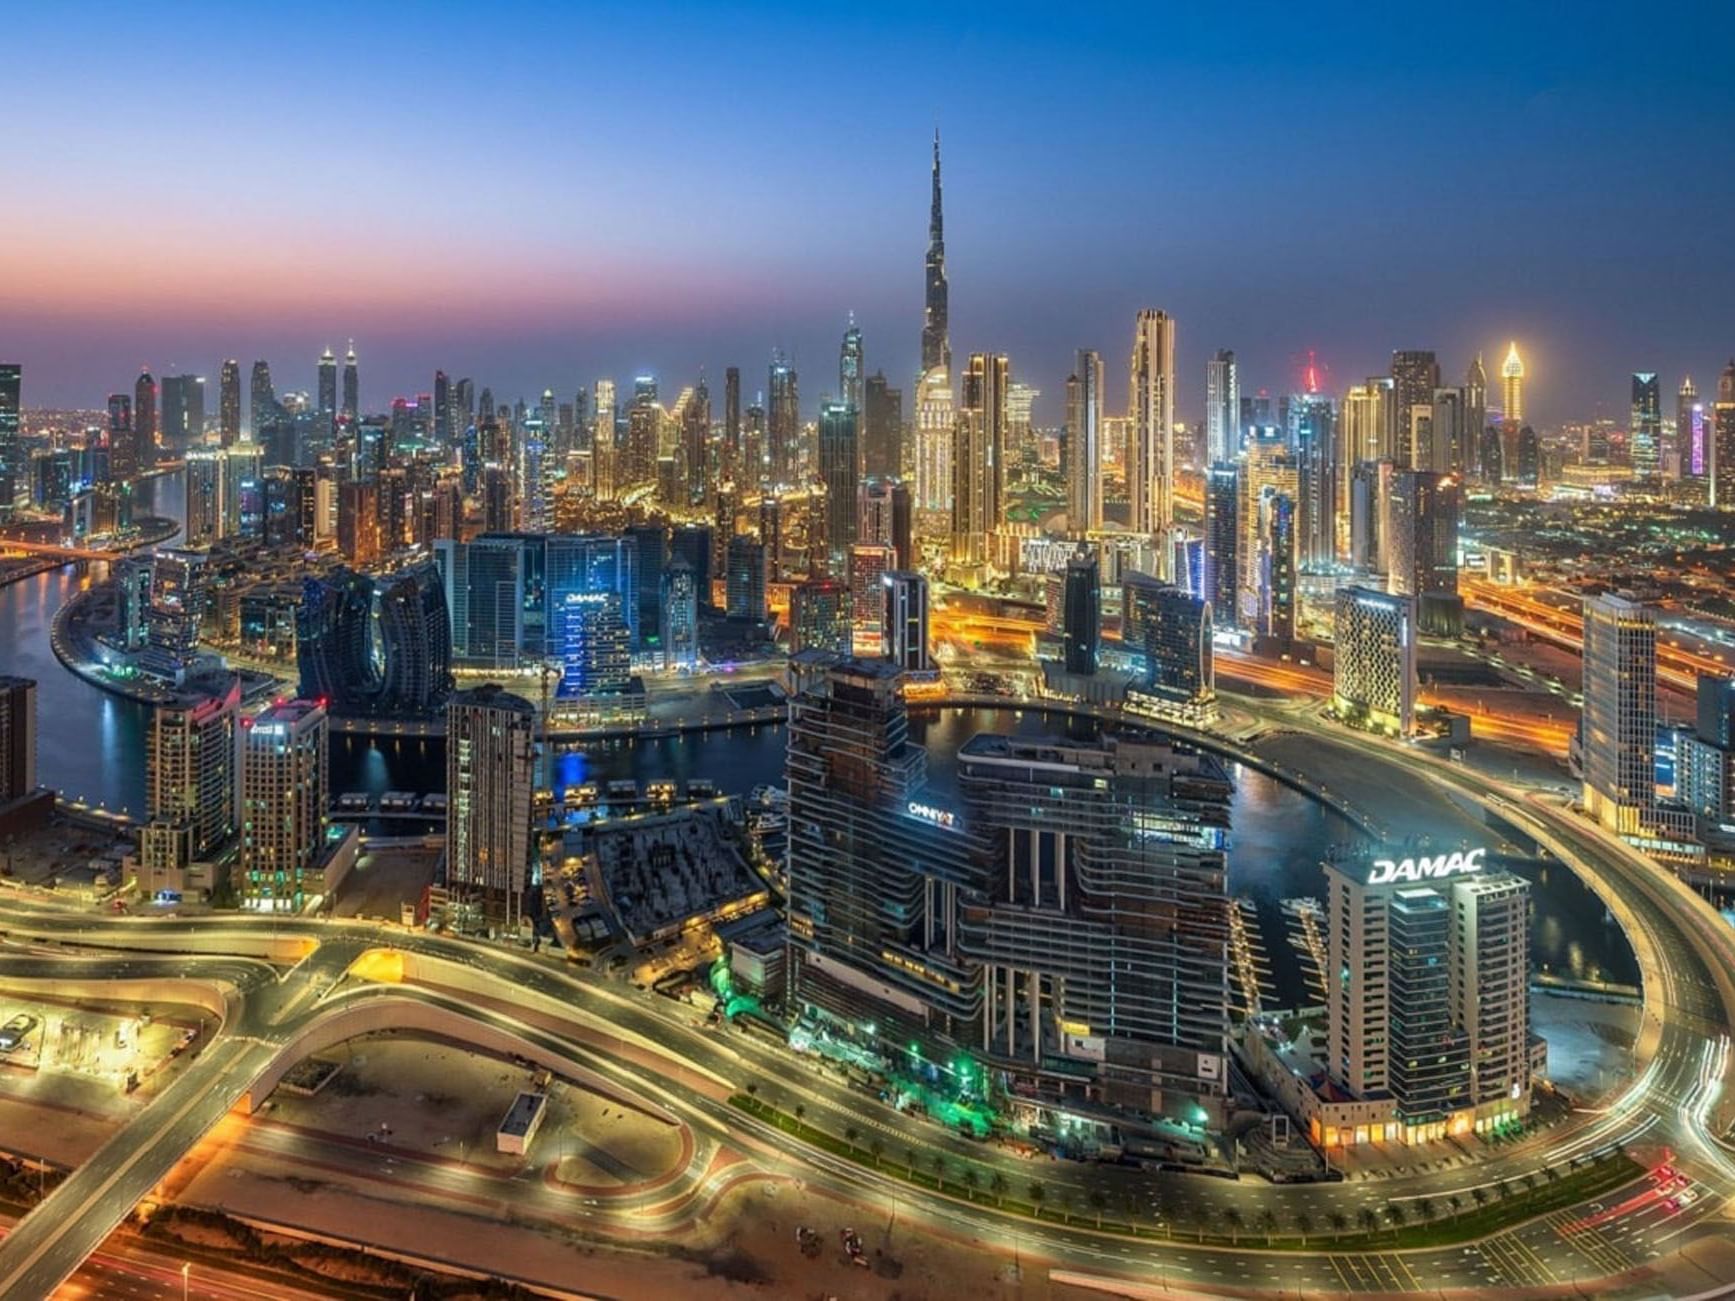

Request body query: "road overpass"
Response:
[0, 702, 1731, 1295]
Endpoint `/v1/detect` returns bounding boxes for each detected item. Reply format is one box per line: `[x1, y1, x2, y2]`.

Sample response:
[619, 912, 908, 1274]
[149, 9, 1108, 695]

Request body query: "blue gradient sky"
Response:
[5, 1, 1733, 425]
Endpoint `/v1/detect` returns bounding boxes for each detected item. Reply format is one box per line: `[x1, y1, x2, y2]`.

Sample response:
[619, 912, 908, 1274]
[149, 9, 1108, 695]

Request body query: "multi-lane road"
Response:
[0, 702, 1731, 1296]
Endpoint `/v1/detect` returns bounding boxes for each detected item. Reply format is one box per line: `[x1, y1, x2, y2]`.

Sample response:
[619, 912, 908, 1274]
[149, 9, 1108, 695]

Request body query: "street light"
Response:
[181, 1261, 190, 1300]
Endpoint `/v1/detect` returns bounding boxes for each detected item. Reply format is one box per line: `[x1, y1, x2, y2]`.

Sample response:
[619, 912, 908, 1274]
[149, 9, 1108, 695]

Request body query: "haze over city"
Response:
[8, 1, 1735, 423]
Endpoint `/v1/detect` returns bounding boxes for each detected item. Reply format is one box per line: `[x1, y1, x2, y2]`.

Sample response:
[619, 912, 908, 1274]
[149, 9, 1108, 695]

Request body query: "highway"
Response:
[0, 702, 1729, 1294]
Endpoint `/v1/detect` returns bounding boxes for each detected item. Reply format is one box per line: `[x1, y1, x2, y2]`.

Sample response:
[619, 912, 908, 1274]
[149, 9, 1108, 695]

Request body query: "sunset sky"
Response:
[6, 0, 1733, 424]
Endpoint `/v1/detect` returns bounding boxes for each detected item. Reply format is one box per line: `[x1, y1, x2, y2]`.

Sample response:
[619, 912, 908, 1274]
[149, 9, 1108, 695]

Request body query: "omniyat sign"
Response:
[1365, 846, 1487, 886]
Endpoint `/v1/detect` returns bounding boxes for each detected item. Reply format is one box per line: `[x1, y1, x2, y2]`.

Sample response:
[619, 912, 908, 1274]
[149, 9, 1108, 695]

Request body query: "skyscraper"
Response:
[1676, 376, 1701, 481]
[1631, 372, 1662, 479]
[0, 676, 37, 802]
[161, 375, 206, 449]
[767, 353, 799, 485]
[1129, 310, 1177, 564]
[1386, 468, 1461, 636]
[1391, 350, 1442, 469]
[1205, 349, 1239, 466]
[147, 681, 241, 859]
[723, 366, 741, 484]
[961, 352, 1009, 533]
[446, 684, 535, 927]
[861, 371, 902, 481]
[914, 365, 954, 527]
[882, 570, 931, 672]
[317, 348, 337, 438]
[1062, 549, 1100, 675]
[725, 535, 767, 621]
[921, 130, 950, 377]
[1066, 349, 1103, 536]
[847, 542, 894, 656]
[248, 361, 275, 442]
[662, 559, 699, 671]
[342, 342, 359, 421]
[238, 699, 329, 912]
[218, 360, 241, 446]
[839, 315, 864, 412]
[1715, 361, 1735, 509]
[818, 401, 859, 574]
[1500, 343, 1525, 428]
[1582, 593, 1656, 835]
[1334, 585, 1416, 736]
[134, 369, 158, 469]
[789, 578, 851, 654]
[1203, 462, 1240, 631]
[432, 368, 451, 446]
[0, 363, 20, 508]
[1462, 354, 1487, 480]
[106, 393, 138, 486]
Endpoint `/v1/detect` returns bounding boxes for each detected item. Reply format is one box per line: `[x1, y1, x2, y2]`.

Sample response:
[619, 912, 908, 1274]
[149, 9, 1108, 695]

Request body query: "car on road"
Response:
[0, 1014, 37, 1052]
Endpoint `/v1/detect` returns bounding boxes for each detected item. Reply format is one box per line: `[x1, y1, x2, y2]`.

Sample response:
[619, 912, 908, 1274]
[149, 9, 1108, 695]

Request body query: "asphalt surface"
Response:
[0, 702, 1729, 1296]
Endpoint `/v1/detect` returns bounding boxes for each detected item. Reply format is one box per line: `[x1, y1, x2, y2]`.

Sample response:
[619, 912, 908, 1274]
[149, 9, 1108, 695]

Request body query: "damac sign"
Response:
[1366, 847, 1486, 886]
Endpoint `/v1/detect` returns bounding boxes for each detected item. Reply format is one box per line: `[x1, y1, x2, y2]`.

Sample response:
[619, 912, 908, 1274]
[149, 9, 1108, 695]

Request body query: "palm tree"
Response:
[1415, 1196, 1434, 1222]
[1471, 1186, 1488, 1208]
[1223, 1206, 1243, 1244]
[792, 1103, 806, 1127]
[1258, 1208, 1278, 1243]
[1327, 1210, 1347, 1236]
[869, 1137, 884, 1168]
[906, 1146, 920, 1176]
[990, 1171, 1009, 1207]
[1385, 1201, 1406, 1227]
[1029, 1181, 1047, 1215]
[963, 1168, 980, 1201]
[1088, 1189, 1108, 1228]
[930, 1152, 947, 1187]
[745, 1082, 759, 1099]
[1294, 1209, 1313, 1244]
[844, 1125, 859, 1152]
[1448, 1193, 1463, 1216]
[1357, 1206, 1378, 1235]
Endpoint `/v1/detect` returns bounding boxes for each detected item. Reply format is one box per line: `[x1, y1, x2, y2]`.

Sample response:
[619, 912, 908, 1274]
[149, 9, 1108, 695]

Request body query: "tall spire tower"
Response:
[921, 130, 950, 377]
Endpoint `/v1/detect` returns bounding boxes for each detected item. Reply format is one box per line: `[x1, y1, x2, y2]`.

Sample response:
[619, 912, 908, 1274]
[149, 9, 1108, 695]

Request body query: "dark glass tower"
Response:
[1062, 550, 1100, 675]
[921, 131, 950, 377]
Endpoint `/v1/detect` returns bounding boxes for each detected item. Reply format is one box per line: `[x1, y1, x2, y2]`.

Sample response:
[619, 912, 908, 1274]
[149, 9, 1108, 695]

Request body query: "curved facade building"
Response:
[297, 562, 453, 717]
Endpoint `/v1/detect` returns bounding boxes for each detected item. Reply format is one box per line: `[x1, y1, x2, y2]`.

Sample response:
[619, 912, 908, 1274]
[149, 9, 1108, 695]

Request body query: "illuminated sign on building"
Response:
[906, 800, 957, 829]
[1366, 846, 1486, 886]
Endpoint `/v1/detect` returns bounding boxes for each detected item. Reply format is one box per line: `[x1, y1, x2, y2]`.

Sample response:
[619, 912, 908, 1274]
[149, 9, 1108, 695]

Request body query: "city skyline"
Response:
[7, 3, 1735, 424]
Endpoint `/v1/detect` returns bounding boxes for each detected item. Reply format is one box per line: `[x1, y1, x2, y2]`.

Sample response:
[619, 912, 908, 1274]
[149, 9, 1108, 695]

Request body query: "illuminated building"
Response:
[317, 348, 337, 438]
[106, 392, 139, 489]
[1631, 371, 1662, 479]
[857, 478, 912, 571]
[662, 558, 699, 671]
[882, 570, 931, 672]
[238, 699, 329, 912]
[960, 352, 1010, 540]
[1129, 309, 1177, 562]
[146, 680, 241, 859]
[1254, 489, 1295, 644]
[839, 315, 864, 413]
[591, 379, 617, 500]
[553, 590, 631, 696]
[1461, 353, 1487, 479]
[818, 400, 859, 574]
[670, 523, 713, 610]
[1714, 360, 1735, 509]
[218, 359, 241, 446]
[785, 655, 979, 1043]
[1205, 349, 1239, 466]
[1582, 593, 1656, 835]
[1517, 425, 1540, 486]
[342, 341, 358, 422]
[296, 562, 452, 717]
[722, 366, 741, 483]
[1239, 430, 1296, 625]
[1391, 350, 1441, 469]
[432, 368, 450, 446]
[725, 534, 767, 621]
[921, 129, 950, 378]
[914, 365, 954, 531]
[1323, 849, 1531, 1143]
[1202, 463, 1239, 630]
[1676, 376, 1703, 482]
[0, 364, 18, 508]
[848, 543, 894, 656]
[789, 578, 851, 654]
[1680, 677, 1735, 829]
[956, 732, 1233, 1126]
[1500, 342, 1524, 428]
[445, 684, 535, 928]
[1334, 585, 1415, 736]
[1066, 349, 1104, 536]
[767, 353, 799, 485]
[1126, 583, 1214, 724]
[1293, 392, 1336, 566]
[1062, 549, 1100, 675]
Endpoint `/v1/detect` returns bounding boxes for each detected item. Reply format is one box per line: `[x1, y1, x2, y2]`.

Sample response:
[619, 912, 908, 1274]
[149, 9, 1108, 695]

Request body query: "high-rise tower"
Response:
[1500, 343, 1524, 427]
[341, 341, 359, 422]
[839, 315, 864, 412]
[1066, 349, 1104, 535]
[1129, 310, 1177, 567]
[1205, 349, 1239, 467]
[218, 360, 241, 446]
[317, 348, 338, 436]
[1631, 372, 1662, 479]
[921, 131, 950, 378]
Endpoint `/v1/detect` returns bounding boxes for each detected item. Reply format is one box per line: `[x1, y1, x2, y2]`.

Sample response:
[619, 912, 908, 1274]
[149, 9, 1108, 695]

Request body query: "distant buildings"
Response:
[1581, 593, 1655, 835]
[1066, 349, 1104, 535]
[1334, 585, 1416, 736]
[1385, 468, 1461, 636]
[1129, 310, 1177, 561]
[445, 685, 536, 929]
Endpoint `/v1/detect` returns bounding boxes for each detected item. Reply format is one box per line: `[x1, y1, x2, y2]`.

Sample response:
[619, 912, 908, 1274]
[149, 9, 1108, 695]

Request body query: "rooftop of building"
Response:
[499, 1090, 545, 1137]
[250, 698, 326, 727]
[448, 683, 536, 715]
